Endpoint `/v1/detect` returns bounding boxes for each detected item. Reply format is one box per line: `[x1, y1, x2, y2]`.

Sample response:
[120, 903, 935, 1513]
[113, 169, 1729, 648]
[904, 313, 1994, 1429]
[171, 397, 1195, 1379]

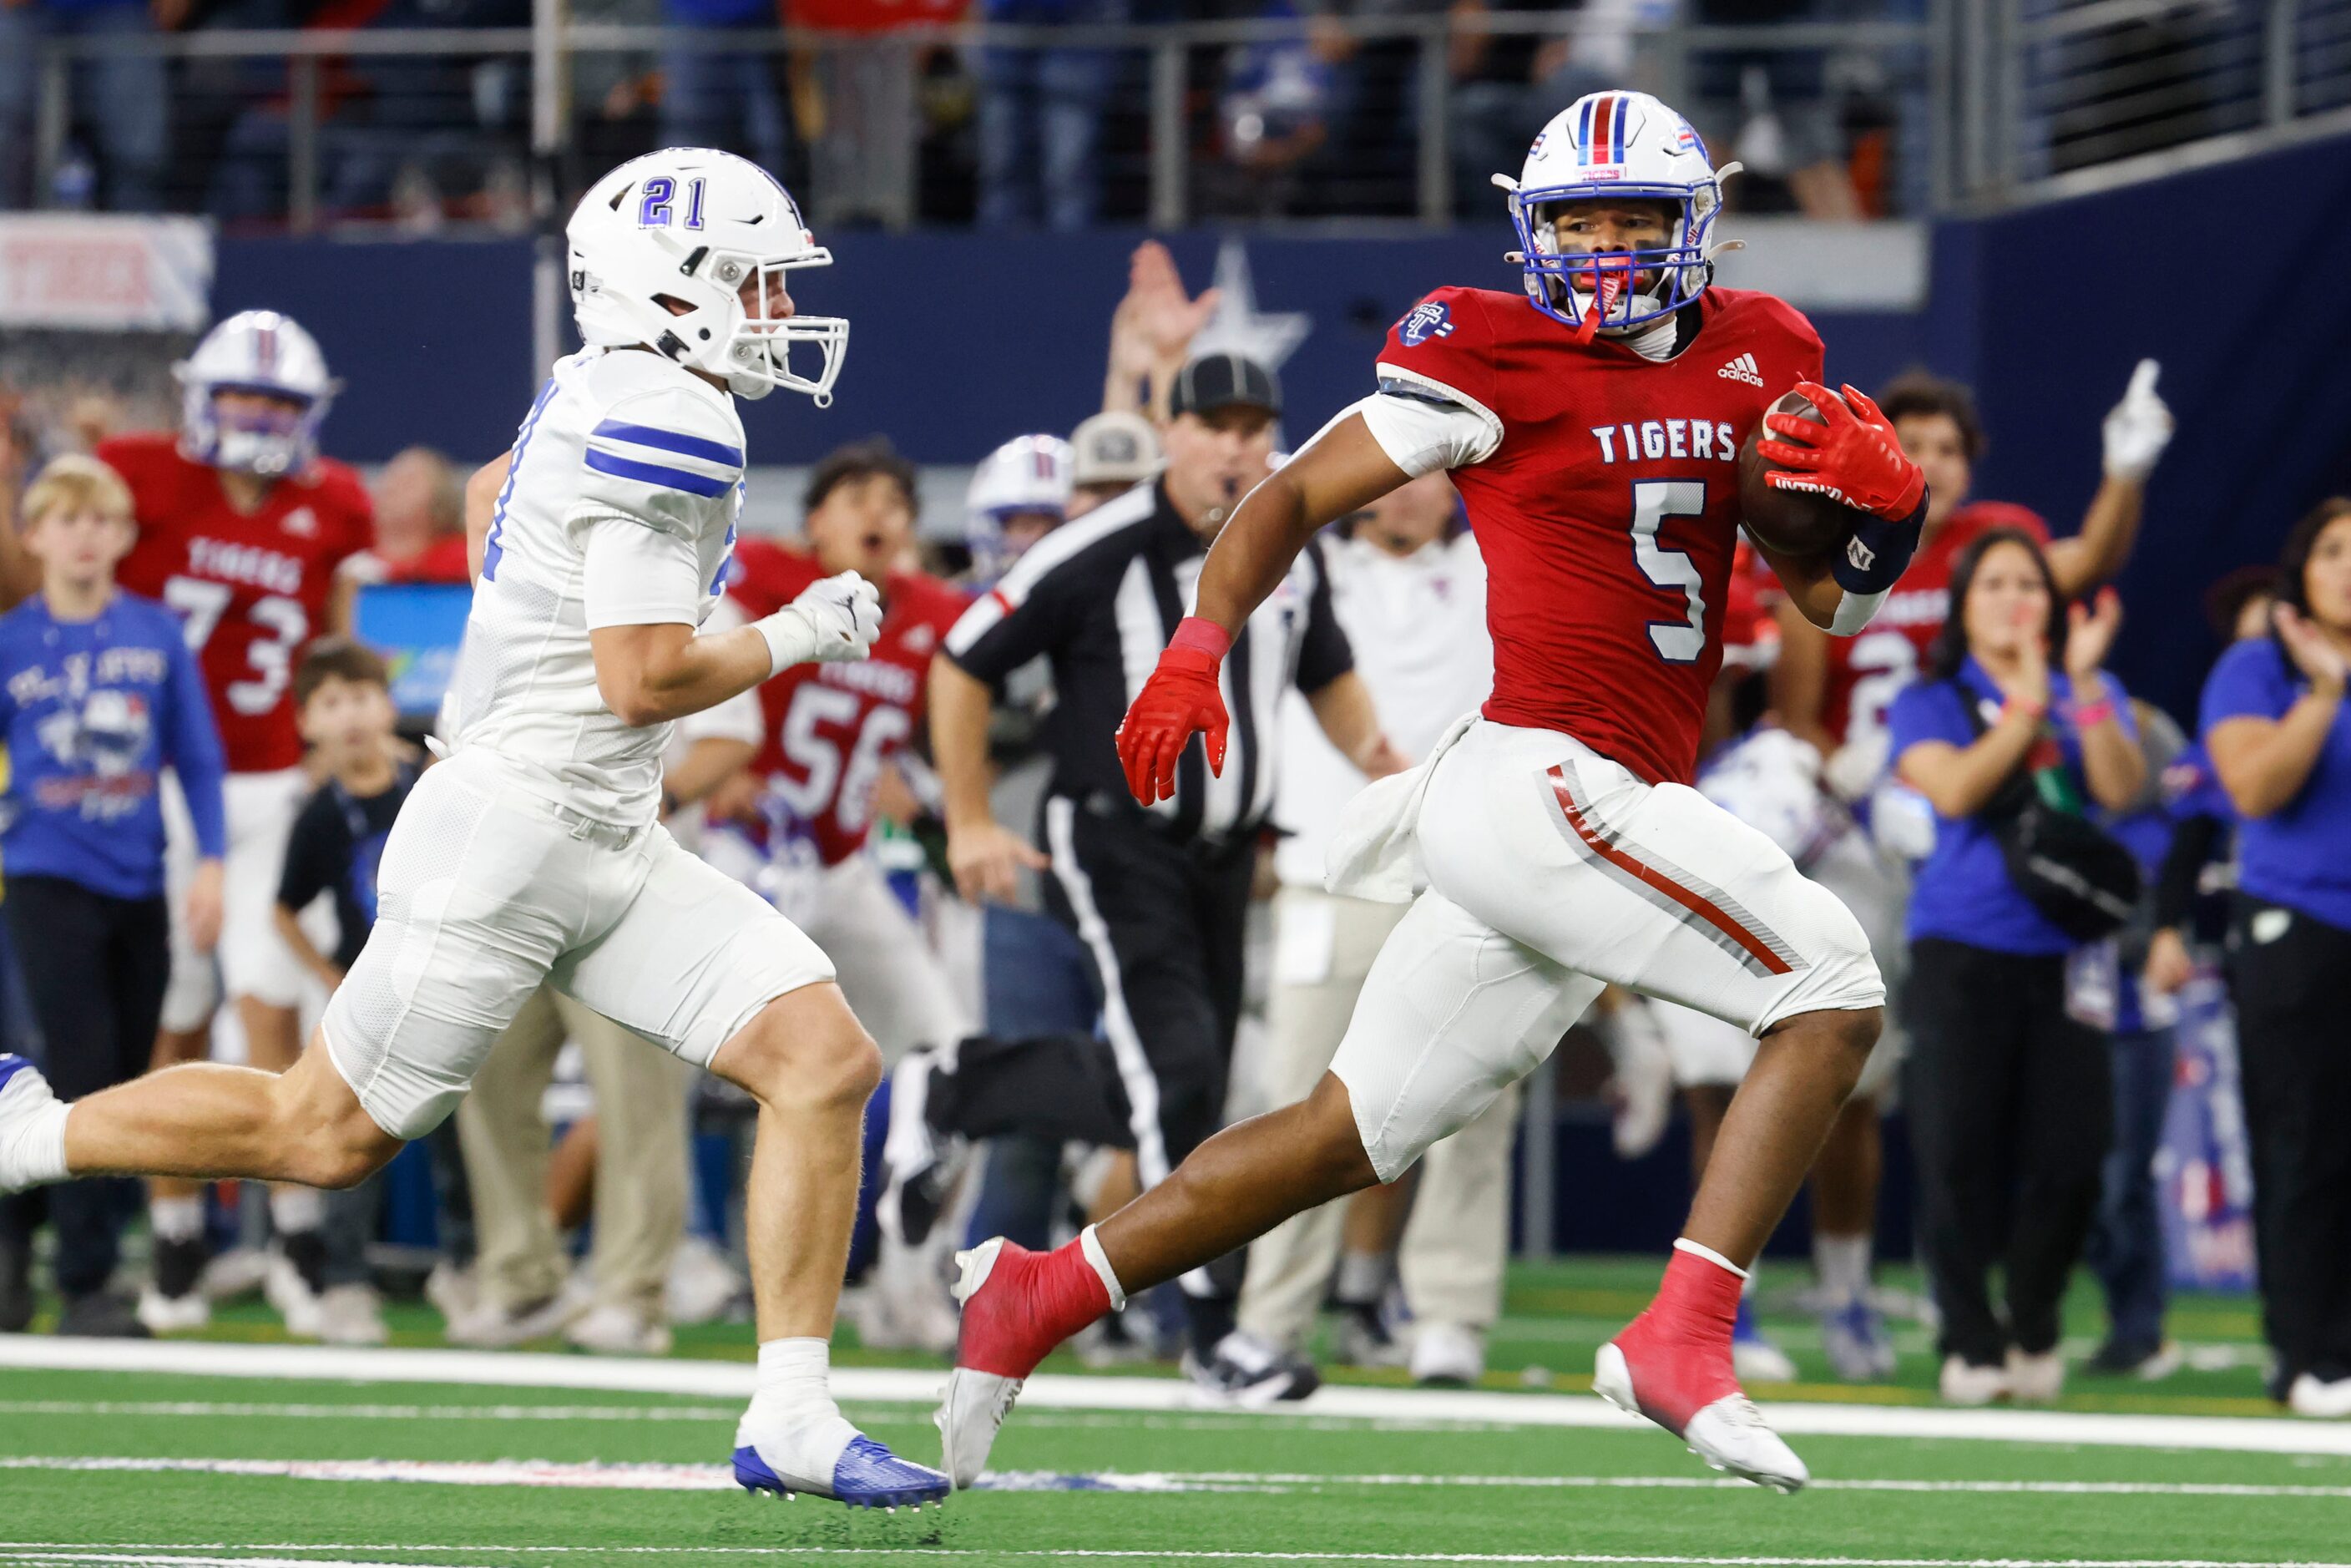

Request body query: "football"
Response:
[1738, 387, 1871, 559]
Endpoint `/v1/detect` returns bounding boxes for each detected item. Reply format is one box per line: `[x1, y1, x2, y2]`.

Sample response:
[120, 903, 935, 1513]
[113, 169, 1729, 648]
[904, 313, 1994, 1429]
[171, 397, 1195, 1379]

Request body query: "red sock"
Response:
[961, 1237, 1115, 1379]
[1610, 1242, 1745, 1429]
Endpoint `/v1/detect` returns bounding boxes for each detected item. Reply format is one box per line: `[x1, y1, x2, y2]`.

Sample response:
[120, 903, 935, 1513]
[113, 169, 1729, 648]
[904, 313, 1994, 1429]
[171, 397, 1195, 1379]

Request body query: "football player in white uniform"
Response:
[0, 149, 949, 1510]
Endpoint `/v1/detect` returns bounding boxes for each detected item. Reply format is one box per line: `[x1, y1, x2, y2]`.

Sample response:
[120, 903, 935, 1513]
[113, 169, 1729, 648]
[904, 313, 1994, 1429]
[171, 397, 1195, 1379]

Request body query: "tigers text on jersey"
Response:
[723, 540, 968, 867]
[103, 433, 375, 774]
[1374, 286, 1825, 787]
[1815, 500, 2050, 752]
[448, 346, 746, 826]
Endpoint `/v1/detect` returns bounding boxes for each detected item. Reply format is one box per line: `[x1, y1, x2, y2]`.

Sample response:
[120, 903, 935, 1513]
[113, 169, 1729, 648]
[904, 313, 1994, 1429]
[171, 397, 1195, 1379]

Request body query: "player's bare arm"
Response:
[589, 569, 880, 728]
[929, 651, 1048, 903]
[1766, 597, 1838, 755]
[1117, 416, 1408, 803]
[1192, 414, 1410, 638]
[463, 450, 512, 583]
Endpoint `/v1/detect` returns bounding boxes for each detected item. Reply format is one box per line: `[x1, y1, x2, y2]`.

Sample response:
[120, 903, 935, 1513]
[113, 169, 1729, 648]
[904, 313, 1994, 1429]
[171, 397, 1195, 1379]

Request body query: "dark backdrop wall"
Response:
[212, 133, 2351, 721]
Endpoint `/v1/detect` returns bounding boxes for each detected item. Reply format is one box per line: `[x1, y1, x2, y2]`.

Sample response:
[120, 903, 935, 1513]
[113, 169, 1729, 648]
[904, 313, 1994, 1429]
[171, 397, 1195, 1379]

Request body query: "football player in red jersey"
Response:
[1760, 365, 2172, 1381]
[99, 311, 376, 1336]
[937, 90, 1928, 1491]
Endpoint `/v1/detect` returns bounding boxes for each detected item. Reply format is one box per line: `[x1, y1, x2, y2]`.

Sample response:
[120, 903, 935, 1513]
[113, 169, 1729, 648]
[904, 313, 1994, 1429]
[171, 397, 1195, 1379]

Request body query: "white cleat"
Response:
[0, 1056, 62, 1196]
[2005, 1347, 2064, 1406]
[136, 1287, 211, 1335]
[1939, 1354, 2010, 1406]
[1592, 1341, 1808, 1495]
[937, 1237, 1033, 1490]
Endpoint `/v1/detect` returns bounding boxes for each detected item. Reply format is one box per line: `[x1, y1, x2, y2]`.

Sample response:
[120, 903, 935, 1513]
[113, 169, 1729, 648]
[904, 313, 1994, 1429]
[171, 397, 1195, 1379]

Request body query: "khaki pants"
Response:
[458, 984, 695, 1319]
[1236, 887, 1519, 1351]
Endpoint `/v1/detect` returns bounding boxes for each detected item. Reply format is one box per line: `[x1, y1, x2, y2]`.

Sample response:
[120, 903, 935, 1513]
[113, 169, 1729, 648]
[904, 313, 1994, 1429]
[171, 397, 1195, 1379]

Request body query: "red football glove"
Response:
[1116, 620, 1231, 807]
[1756, 380, 1926, 522]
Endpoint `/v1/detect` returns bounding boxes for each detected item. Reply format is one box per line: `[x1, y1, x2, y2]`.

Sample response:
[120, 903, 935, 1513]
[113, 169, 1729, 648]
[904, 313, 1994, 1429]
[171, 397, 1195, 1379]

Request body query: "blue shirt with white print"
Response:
[0, 591, 226, 900]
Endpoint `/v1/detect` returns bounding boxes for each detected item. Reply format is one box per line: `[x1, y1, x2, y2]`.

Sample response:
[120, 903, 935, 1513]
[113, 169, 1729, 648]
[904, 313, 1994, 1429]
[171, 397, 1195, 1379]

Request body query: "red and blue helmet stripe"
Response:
[1579, 93, 1629, 165]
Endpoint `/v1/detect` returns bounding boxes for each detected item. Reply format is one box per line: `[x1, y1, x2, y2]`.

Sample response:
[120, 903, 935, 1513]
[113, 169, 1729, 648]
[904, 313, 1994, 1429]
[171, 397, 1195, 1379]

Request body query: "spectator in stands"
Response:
[1689, 0, 1861, 218]
[2201, 498, 2351, 1419]
[1207, 3, 1332, 220]
[659, 0, 791, 181]
[267, 639, 412, 1347]
[0, 0, 170, 210]
[0, 455, 224, 1338]
[974, 0, 1125, 230]
[366, 447, 470, 585]
[1889, 530, 2144, 1408]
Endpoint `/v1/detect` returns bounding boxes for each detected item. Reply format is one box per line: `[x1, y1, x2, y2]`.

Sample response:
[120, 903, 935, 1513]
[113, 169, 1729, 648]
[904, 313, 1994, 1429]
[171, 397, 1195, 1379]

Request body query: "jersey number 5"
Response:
[1630, 480, 1707, 665]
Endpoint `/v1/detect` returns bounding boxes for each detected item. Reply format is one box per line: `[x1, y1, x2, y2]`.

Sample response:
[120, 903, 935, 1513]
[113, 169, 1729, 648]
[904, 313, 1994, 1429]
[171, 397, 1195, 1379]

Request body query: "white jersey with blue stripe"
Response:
[447, 346, 745, 825]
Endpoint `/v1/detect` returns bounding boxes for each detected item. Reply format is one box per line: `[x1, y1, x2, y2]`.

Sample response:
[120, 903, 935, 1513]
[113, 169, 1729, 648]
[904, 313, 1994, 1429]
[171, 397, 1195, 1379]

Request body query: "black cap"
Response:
[1168, 352, 1282, 420]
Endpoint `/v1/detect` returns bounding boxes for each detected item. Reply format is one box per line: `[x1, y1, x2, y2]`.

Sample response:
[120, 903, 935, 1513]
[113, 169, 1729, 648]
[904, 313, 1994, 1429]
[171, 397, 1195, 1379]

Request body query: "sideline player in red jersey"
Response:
[1760, 366, 2172, 1383]
[936, 90, 1929, 1492]
[98, 311, 376, 1335]
[678, 443, 973, 1351]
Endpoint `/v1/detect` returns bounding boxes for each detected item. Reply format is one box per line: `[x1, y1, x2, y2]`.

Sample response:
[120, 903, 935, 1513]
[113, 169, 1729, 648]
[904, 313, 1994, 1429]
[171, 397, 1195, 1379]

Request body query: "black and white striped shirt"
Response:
[944, 478, 1353, 843]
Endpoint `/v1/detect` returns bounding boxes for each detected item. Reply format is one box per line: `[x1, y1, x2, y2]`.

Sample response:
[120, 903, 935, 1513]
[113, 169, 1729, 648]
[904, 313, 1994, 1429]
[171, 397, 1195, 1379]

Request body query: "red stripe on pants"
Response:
[1546, 766, 1792, 976]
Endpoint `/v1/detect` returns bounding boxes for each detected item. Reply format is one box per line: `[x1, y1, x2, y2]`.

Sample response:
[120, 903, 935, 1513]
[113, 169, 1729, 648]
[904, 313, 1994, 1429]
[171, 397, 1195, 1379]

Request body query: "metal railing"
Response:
[12, 4, 2347, 232]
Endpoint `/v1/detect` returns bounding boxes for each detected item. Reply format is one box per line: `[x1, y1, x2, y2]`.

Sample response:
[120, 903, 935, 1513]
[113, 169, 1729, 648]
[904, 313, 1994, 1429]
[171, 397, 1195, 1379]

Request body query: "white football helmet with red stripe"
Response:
[174, 310, 338, 477]
[1499, 90, 1737, 339]
[965, 433, 1073, 583]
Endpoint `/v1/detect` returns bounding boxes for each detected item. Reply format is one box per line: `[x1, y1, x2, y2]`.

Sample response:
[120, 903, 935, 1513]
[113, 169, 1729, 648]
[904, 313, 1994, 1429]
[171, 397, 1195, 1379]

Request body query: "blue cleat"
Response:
[1821, 1295, 1898, 1381]
[733, 1435, 950, 1511]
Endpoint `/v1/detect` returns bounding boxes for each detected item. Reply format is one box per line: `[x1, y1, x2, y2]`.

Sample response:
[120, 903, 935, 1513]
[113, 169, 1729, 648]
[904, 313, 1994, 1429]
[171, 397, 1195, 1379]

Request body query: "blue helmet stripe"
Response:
[591, 420, 744, 468]
[1578, 97, 1596, 164]
[584, 448, 736, 498]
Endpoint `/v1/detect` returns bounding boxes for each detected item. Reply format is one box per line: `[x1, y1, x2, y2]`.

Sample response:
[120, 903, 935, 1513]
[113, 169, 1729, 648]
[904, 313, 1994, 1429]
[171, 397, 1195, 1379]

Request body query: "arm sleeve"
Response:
[1371, 288, 1502, 471]
[2151, 811, 2223, 931]
[164, 631, 228, 859]
[944, 544, 1092, 685]
[1293, 539, 1355, 693]
[276, 794, 336, 913]
[580, 515, 707, 630]
[568, 384, 747, 539]
[1354, 389, 1501, 477]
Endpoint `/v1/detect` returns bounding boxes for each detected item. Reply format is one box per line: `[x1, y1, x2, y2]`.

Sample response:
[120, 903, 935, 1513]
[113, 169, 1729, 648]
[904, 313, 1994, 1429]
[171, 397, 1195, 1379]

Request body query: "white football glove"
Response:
[2101, 358, 2172, 483]
[755, 569, 882, 672]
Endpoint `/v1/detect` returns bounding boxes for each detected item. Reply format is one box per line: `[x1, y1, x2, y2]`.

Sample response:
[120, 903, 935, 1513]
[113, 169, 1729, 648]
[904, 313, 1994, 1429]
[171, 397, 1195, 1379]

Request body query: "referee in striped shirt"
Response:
[930, 352, 1403, 1366]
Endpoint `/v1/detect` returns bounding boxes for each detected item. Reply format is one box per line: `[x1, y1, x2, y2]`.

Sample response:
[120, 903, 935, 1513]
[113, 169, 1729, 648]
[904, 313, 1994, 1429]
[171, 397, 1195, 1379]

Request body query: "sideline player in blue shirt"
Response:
[0, 455, 225, 1338]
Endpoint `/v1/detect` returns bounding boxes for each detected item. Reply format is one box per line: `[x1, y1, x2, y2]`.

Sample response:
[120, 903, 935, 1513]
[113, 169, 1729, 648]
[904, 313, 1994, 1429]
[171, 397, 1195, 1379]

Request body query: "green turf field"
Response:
[3, 1261, 2342, 1567]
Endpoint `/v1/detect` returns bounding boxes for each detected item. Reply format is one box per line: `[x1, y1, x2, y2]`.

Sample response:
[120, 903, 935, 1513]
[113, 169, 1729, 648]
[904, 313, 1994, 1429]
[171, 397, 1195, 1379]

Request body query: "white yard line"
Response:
[3, 1337, 2346, 1459]
[0, 1402, 1523, 1435]
[6, 1455, 2351, 1500]
[4, 1547, 2351, 1568]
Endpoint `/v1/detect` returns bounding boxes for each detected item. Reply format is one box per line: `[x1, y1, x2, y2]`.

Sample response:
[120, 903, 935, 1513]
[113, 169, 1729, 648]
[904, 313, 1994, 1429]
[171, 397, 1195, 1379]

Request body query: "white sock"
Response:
[270, 1187, 324, 1234]
[1814, 1232, 1871, 1306]
[1078, 1224, 1126, 1311]
[150, 1195, 205, 1243]
[740, 1338, 858, 1484]
[1335, 1249, 1394, 1308]
[2, 1095, 70, 1189]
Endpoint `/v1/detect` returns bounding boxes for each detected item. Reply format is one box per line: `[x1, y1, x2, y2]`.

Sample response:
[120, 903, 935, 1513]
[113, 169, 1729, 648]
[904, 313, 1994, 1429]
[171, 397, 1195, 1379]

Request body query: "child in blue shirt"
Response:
[0, 455, 225, 1337]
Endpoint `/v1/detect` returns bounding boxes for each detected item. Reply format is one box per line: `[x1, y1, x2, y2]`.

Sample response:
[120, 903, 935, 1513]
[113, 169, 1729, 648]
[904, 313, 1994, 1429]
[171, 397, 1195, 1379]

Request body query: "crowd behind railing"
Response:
[5, 0, 2344, 232]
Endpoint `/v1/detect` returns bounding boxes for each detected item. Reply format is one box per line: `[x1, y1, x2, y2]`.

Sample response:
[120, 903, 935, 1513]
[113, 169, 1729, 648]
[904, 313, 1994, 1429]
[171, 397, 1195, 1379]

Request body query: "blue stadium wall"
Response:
[220, 132, 2351, 730]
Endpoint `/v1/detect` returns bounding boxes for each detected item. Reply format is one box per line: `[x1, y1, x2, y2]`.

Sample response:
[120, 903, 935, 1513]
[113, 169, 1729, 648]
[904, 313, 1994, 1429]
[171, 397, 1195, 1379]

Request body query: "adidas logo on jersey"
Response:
[1717, 353, 1764, 387]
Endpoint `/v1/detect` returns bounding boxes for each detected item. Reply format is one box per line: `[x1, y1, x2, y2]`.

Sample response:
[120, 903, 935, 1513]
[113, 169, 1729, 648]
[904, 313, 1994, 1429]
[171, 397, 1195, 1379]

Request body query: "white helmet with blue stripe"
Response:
[174, 309, 338, 477]
[567, 149, 847, 404]
[1499, 91, 1738, 341]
